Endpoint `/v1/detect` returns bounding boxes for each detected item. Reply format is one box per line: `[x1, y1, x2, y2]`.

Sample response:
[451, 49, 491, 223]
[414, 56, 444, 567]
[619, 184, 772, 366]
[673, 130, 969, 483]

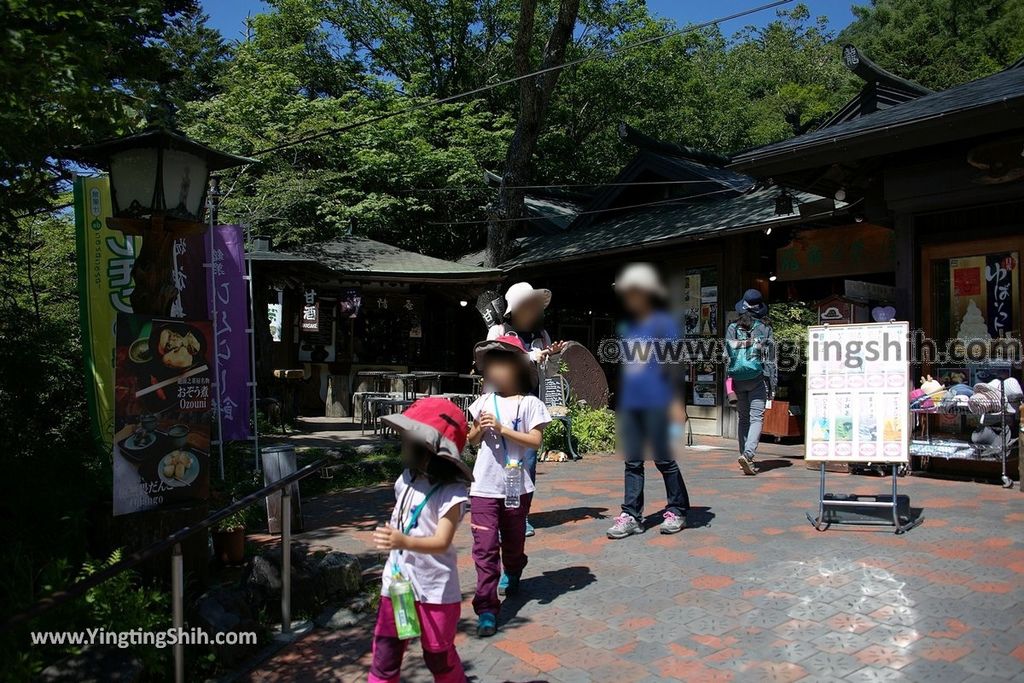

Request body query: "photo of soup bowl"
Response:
[128, 338, 151, 364]
[167, 424, 190, 449]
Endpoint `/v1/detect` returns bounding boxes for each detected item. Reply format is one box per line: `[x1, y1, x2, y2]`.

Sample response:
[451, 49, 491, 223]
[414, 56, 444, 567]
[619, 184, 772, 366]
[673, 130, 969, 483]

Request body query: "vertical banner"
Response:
[74, 175, 139, 456]
[170, 234, 209, 319]
[112, 315, 212, 515]
[207, 225, 252, 441]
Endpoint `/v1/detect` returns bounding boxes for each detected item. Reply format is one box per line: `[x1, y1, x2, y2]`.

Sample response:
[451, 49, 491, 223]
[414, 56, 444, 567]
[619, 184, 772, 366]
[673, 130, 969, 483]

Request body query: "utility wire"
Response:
[427, 185, 744, 226]
[247, 0, 794, 158]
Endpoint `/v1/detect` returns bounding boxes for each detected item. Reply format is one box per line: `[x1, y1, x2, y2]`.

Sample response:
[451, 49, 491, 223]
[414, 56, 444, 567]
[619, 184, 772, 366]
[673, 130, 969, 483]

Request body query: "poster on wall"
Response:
[268, 288, 283, 342]
[112, 315, 212, 515]
[805, 321, 909, 463]
[299, 299, 336, 363]
[949, 252, 1019, 342]
[74, 175, 139, 458]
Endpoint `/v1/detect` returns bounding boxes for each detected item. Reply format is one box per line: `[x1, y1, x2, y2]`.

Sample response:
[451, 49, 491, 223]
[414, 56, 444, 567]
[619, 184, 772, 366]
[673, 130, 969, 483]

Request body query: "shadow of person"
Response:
[527, 506, 608, 529]
[755, 458, 793, 472]
[640, 506, 715, 531]
[498, 565, 596, 626]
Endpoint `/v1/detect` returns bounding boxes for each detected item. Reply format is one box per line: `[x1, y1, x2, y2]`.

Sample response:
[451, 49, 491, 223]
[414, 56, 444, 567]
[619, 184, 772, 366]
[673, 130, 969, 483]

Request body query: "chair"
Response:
[542, 375, 580, 460]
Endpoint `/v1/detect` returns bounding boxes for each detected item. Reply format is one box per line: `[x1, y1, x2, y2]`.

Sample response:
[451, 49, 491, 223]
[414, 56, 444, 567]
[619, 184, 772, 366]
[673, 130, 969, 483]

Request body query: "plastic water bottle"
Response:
[504, 459, 522, 509]
[389, 572, 421, 640]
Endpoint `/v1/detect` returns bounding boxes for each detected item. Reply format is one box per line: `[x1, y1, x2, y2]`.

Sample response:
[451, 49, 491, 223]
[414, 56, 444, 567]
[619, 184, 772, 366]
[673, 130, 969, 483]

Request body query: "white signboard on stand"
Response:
[805, 321, 910, 463]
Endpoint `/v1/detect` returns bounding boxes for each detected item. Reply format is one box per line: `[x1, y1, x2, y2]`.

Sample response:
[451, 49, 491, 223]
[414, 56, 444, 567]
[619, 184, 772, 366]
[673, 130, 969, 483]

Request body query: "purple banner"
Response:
[985, 252, 1016, 339]
[207, 225, 252, 441]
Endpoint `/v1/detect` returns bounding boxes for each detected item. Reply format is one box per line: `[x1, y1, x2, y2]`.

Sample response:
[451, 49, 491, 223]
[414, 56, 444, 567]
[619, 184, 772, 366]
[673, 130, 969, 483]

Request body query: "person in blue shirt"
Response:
[606, 263, 690, 539]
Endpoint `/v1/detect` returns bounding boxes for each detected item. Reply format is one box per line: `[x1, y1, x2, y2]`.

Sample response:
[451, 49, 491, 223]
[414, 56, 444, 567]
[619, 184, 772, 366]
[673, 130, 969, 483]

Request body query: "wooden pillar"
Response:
[894, 213, 916, 326]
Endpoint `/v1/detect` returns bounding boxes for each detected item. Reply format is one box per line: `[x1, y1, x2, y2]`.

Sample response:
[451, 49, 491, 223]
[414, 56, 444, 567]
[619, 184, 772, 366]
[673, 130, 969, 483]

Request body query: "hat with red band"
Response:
[473, 335, 538, 389]
[380, 397, 473, 482]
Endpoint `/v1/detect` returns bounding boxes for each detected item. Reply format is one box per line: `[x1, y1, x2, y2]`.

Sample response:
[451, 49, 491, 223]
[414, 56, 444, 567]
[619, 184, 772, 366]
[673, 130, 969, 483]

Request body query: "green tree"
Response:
[839, 0, 1024, 90]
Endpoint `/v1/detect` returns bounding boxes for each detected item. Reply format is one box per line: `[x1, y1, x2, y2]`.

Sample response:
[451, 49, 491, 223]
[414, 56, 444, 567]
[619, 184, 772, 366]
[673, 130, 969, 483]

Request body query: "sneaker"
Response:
[738, 453, 757, 475]
[476, 612, 497, 637]
[525, 518, 535, 537]
[606, 513, 643, 539]
[499, 572, 520, 597]
[660, 510, 685, 534]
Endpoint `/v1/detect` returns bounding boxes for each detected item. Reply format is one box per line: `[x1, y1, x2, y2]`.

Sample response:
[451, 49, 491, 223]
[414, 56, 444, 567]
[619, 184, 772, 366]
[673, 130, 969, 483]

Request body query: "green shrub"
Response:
[543, 404, 617, 455]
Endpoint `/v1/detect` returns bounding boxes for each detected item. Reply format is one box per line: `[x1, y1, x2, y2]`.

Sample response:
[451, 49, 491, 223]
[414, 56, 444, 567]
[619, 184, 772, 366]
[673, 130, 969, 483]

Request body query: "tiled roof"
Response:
[731, 65, 1024, 170]
[250, 235, 500, 281]
[495, 186, 832, 270]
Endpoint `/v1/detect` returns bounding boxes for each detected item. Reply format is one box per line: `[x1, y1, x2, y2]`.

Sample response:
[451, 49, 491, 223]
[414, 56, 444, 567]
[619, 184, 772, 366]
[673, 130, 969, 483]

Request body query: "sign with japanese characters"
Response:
[74, 175, 139, 457]
[776, 224, 896, 281]
[112, 315, 212, 515]
[301, 289, 320, 332]
[206, 225, 252, 441]
[805, 322, 909, 463]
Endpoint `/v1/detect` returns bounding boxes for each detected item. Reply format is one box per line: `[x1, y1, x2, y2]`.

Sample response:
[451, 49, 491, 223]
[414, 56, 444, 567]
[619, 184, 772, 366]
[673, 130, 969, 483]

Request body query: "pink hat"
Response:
[473, 335, 538, 388]
[380, 397, 473, 481]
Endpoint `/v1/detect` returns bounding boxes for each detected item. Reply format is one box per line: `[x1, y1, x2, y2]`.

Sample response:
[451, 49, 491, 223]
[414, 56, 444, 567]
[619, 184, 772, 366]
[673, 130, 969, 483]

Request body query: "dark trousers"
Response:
[619, 407, 690, 521]
[470, 493, 533, 616]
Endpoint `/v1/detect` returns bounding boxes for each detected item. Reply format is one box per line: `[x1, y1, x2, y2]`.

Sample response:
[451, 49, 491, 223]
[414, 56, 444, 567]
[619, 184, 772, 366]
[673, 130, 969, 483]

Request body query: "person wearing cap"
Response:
[487, 281, 565, 538]
[466, 335, 552, 636]
[369, 398, 473, 683]
[725, 289, 778, 475]
[606, 263, 691, 540]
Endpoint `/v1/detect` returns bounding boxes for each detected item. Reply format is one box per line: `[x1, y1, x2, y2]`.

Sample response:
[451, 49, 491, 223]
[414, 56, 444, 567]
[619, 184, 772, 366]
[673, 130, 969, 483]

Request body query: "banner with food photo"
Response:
[112, 314, 212, 516]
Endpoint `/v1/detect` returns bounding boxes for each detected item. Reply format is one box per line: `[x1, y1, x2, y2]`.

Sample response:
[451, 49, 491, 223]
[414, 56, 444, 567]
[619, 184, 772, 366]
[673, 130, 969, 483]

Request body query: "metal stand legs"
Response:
[171, 544, 184, 683]
[806, 463, 923, 534]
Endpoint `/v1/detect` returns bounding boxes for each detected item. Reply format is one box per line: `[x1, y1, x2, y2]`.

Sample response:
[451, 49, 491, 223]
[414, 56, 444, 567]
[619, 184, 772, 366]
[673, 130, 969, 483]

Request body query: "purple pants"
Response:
[470, 493, 533, 616]
[368, 598, 464, 683]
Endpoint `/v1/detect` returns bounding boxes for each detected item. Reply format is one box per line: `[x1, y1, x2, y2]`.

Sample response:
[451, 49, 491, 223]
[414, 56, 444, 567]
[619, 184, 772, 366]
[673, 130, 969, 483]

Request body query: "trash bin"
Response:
[262, 444, 303, 533]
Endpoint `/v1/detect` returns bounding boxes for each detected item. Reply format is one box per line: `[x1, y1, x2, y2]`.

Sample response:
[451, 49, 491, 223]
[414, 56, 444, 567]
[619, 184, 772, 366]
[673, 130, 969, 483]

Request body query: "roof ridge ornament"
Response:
[841, 44, 933, 95]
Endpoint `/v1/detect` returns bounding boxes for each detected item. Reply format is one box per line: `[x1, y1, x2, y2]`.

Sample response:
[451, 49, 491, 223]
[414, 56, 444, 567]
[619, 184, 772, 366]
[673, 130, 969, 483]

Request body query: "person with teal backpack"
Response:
[725, 289, 777, 476]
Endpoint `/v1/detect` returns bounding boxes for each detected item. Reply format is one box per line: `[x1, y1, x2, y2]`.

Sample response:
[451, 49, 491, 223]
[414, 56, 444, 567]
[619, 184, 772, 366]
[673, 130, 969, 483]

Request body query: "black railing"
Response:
[2, 453, 334, 682]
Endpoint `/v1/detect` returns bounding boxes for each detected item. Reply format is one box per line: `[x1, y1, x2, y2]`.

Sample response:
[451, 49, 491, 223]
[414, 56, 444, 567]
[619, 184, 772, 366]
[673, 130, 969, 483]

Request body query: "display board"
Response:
[805, 321, 909, 463]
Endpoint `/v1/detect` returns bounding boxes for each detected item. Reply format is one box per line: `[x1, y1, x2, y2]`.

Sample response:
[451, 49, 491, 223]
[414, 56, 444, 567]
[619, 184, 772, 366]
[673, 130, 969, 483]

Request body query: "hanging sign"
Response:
[777, 224, 896, 281]
[805, 321, 909, 463]
[301, 288, 320, 332]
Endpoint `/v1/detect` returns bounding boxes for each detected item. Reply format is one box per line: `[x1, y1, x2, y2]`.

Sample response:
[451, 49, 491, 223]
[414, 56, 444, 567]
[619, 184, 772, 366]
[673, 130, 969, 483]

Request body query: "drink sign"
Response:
[805, 321, 910, 463]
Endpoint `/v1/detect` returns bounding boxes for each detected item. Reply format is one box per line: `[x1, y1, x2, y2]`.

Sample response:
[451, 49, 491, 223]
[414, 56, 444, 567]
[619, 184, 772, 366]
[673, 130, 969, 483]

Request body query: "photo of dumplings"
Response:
[158, 449, 199, 487]
[158, 328, 201, 369]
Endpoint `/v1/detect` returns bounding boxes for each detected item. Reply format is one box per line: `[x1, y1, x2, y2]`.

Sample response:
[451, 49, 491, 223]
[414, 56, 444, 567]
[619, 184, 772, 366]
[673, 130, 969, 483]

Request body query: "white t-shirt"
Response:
[381, 471, 468, 605]
[468, 392, 551, 498]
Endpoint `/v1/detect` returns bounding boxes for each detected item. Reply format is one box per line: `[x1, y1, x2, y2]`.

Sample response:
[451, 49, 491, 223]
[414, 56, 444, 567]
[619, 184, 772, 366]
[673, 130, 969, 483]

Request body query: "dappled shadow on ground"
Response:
[755, 458, 792, 472]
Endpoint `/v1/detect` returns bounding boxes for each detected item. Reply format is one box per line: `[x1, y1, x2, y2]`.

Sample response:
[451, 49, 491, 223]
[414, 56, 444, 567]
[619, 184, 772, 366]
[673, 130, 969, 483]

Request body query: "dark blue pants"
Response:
[619, 407, 690, 521]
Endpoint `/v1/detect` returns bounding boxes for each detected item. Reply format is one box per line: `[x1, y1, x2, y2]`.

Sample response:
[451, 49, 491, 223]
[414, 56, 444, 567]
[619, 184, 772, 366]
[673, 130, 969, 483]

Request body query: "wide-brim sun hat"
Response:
[504, 282, 551, 318]
[380, 397, 474, 482]
[614, 263, 667, 298]
[473, 335, 539, 389]
[735, 288, 768, 318]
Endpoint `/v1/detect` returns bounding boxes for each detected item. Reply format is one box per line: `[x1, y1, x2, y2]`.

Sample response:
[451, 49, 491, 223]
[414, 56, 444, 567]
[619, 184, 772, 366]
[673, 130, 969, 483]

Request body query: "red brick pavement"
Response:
[243, 441, 1024, 682]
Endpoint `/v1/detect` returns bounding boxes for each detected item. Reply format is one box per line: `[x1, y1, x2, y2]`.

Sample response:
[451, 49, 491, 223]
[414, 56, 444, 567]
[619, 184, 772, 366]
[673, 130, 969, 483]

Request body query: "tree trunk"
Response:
[486, 0, 581, 268]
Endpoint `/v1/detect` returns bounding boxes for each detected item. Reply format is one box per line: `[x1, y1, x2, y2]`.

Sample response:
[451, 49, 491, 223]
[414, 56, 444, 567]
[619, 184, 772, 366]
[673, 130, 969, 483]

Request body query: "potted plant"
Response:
[212, 509, 248, 565]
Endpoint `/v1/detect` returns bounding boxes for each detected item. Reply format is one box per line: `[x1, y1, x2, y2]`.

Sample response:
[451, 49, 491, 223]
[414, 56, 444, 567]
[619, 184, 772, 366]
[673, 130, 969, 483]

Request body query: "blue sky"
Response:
[201, 0, 859, 42]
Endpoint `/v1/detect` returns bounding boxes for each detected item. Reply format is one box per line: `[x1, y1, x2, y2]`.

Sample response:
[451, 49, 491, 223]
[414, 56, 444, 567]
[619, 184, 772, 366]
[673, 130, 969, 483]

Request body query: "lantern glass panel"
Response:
[162, 148, 208, 220]
[109, 147, 159, 217]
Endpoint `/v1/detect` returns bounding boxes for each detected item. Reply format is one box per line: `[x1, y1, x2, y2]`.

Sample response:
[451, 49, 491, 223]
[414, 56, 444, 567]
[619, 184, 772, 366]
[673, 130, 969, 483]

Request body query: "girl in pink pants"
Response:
[369, 398, 474, 683]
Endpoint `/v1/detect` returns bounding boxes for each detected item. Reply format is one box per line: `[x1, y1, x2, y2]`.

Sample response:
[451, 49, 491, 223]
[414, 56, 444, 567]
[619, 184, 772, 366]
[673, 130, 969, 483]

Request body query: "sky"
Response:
[201, 0, 859, 44]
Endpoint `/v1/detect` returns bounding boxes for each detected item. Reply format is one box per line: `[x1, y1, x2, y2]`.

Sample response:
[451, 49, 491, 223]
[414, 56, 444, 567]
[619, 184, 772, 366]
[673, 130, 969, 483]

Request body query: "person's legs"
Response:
[498, 492, 532, 588]
[418, 602, 466, 683]
[369, 598, 409, 683]
[620, 409, 646, 520]
[524, 449, 537, 537]
[470, 496, 502, 619]
[735, 382, 751, 455]
[646, 408, 690, 519]
[742, 378, 768, 458]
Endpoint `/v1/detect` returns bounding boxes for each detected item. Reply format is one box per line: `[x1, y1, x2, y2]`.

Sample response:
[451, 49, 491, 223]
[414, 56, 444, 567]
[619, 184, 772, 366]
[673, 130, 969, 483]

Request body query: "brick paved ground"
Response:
[244, 442, 1024, 682]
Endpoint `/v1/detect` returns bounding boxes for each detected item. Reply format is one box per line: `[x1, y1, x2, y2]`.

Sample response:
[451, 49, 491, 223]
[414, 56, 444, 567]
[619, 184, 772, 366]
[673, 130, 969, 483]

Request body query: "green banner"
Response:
[74, 175, 140, 456]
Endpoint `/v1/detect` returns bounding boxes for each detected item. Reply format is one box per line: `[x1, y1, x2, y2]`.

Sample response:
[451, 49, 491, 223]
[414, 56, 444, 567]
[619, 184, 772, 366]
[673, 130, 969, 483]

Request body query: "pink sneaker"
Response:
[660, 510, 685, 534]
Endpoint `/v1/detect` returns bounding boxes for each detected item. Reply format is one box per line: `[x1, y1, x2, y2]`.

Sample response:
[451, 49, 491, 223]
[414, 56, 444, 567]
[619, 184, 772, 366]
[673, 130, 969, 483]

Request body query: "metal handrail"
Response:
[2, 453, 333, 682]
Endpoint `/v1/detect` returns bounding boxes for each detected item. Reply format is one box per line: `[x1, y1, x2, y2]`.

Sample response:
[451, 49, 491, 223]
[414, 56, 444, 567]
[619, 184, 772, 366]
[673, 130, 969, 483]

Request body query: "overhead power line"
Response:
[247, 0, 794, 158]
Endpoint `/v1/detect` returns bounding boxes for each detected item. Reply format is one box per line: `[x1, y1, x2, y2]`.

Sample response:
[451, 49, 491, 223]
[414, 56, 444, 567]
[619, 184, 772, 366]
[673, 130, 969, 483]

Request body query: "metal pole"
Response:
[244, 223, 261, 472]
[281, 487, 292, 634]
[206, 177, 226, 479]
[891, 464, 900, 529]
[817, 462, 826, 529]
[171, 543, 184, 683]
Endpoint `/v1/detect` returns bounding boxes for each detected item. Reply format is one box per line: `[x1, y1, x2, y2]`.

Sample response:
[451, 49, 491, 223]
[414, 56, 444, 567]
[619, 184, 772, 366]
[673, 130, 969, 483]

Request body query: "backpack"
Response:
[727, 322, 765, 381]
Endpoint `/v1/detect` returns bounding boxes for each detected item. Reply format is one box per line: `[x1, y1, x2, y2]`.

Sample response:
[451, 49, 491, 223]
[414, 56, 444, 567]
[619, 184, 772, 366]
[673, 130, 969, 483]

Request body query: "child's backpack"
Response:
[726, 322, 765, 381]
